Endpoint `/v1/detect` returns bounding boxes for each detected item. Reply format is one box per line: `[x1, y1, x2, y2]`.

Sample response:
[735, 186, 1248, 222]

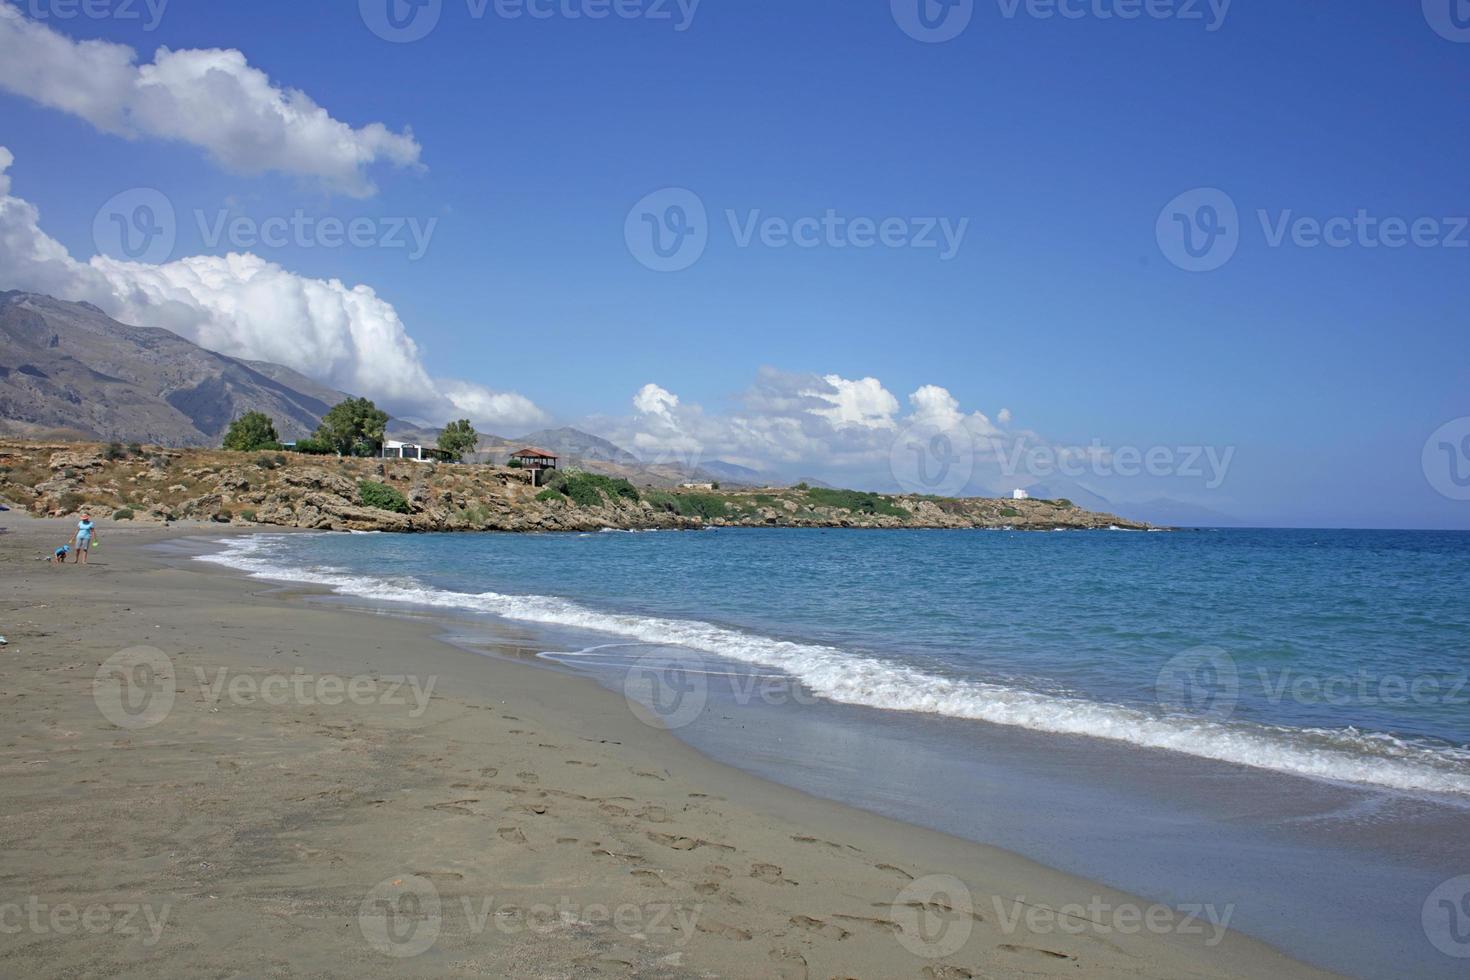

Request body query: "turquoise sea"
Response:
[202, 527, 1470, 979]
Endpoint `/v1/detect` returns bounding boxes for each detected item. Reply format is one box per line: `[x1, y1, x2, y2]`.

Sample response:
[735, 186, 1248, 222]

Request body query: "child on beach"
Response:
[52, 544, 70, 566]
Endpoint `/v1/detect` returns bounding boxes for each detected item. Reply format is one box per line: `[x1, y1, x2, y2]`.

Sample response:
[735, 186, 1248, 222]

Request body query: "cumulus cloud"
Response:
[0, 147, 544, 432]
[589, 368, 1017, 490]
[808, 375, 899, 429]
[0, 3, 421, 196]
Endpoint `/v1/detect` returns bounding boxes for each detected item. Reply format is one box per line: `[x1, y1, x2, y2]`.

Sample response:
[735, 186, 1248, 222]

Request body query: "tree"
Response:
[437, 419, 478, 462]
[223, 411, 280, 452]
[314, 398, 388, 457]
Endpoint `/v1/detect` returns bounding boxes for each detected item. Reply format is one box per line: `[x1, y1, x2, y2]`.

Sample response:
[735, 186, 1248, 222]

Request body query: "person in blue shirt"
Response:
[72, 514, 97, 564]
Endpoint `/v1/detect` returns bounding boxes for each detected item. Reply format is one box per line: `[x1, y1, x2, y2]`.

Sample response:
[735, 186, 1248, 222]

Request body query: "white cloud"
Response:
[998, 407, 1013, 424]
[808, 374, 899, 429]
[0, 147, 543, 432]
[633, 382, 680, 421]
[0, 3, 421, 196]
[590, 370, 1017, 488]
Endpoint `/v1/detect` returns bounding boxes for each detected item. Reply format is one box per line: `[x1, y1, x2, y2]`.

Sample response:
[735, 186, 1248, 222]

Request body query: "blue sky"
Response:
[0, 0, 1467, 527]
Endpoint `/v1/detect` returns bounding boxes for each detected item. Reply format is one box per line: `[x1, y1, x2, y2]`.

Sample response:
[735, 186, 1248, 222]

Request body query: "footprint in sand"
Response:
[636, 805, 670, 823]
[426, 799, 479, 814]
[750, 863, 798, 887]
[413, 871, 465, 882]
[875, 863, 914, 880]
[516, 771, 539, 784]
[695, 919, 753, 942]
[832, 914, 899, 935]
[767, 948, 809, 980]
[479, 767, 499, 778]
[497, 826, 528, 845]
[630, 768, 665, 781]
[923, 967, 975, 980]
[630, 869, 666, 888]
[705, 865, 732, 879]
[694, 882, 720, 896]
[789, 916, 851, 941]
[791, 835, 860, 854]
[997, 944, 1075, 962]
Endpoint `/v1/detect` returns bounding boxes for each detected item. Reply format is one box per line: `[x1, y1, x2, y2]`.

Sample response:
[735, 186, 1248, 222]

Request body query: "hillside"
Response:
[0, 292, 350, 445]
[0, 440, 1154, 533]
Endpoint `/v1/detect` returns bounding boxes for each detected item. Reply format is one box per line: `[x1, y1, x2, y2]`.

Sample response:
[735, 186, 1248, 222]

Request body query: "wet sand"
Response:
[0, 513, 1342, 978]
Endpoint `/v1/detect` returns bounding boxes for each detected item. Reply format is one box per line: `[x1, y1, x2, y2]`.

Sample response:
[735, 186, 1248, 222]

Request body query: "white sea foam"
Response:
[199, 535, 1470, 797]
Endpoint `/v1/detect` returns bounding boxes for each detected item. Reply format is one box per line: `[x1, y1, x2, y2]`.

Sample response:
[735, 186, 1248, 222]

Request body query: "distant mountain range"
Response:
[0, 291, 349, 445]
[0, 291, 772, 488]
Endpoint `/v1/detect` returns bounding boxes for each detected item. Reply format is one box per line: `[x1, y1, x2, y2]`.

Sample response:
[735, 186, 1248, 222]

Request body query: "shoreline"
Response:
[1, 515, 1339, 978]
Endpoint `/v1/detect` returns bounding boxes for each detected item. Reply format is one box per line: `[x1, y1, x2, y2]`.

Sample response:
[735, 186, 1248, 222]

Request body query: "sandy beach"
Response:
[0, 512, 1342, 979]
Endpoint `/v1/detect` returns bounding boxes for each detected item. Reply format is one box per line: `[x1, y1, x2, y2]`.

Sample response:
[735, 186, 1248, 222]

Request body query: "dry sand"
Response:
[0, 512, 1342, 978]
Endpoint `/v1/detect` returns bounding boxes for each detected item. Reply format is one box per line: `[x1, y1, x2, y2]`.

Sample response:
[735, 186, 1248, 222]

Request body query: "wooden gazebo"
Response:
[510, 447, 558, 485]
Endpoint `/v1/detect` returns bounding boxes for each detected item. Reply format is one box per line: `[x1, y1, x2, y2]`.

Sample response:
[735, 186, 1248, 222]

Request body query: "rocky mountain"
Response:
[0, 292, 349, 446]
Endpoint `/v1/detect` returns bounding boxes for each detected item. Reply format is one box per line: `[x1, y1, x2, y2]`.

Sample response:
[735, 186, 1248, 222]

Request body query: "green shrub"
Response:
[59, 492, 84, 513]
[805, 487, 908, 518]
[646, 490, 728, 520]
[1000, 507, 1021, 518]
[104, 441, 126, 461]
[1053, 498, 1074, 509]
[239, 509, 257, 522]
[112, 508, 134, 521]
[541, 471, 640, 508]
[223, 411, 281, 452]
[290, 437, 334, 456]
[507, 457, 525, 469]
[359, 480, 409, 514]
[214, 509, 234, 523]
[126, 442, 143, 457]
[535, 488, 561, 503]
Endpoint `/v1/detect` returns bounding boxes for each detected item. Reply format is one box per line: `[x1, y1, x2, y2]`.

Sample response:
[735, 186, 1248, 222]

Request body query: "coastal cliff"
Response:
[0, 441, 1153, 533]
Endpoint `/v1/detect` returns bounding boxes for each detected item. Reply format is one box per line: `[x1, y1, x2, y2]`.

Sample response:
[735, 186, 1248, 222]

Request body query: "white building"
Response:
[1012, 488, 1030, 500]
[382, 440, 438, 462]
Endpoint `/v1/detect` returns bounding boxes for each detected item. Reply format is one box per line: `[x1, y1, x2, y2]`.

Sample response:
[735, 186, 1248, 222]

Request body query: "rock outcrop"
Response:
[0, 440, 1156, 534]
